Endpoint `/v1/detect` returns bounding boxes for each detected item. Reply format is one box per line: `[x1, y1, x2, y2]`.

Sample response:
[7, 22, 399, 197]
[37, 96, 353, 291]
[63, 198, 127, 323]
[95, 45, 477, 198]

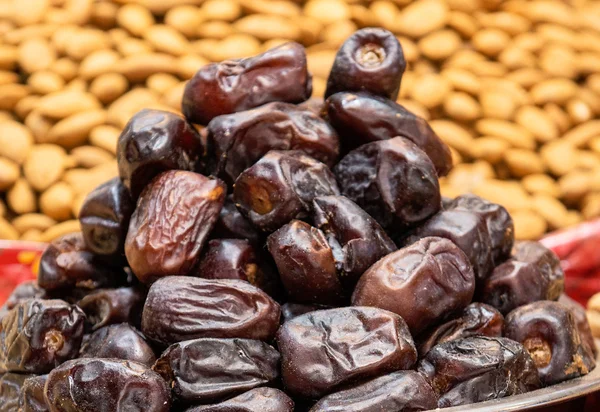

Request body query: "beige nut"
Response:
[27, 71, 65, 95]
[239, 0, 301, 18]
[304, 0, 351, 25]
[418, 30, 461, 61]
[18, 37, 56, 73]
[62, 161, 118, 196]
[39, 220, 81, 243]
[147, 73, 180, 95]
[162, 82, 187, 111]
[396, 0, 449, 38]
[447, 11, 478, 39]
[477, 11, 531, 35]
[498, 47, 536, 70]
[506, 68, 548, 89]
[50, 58, 79, 82]
[7, 178, 36, 215]
[307, 49, 337, 79]
[116, 38, 154, 57]
[209, 35, 261, 62]
[521, 174, 561, 198]
[0, 218, 19, 240]
[515, 106, 558, 143]
[0, 157, 20, 191]
[40, 181, 75, 221]
[397, 99, 430, 121]
[472, 179, 531, 212]
[201, 0, 242, 22]
[115, 53, 179, 82]
[567, 99, 593, 125]
[63, 29, 110, 61]
[511, 210, 547, 241]
[472, 28, 510, 57]
[24, 110, 54, 144]
[587, 310, 600, 338]
[143, 25, 190, 57]
[558, 171, 592, 204]
[321, 20, 358, 47]
[470, 137, 509, 164]
[443, 92, 481, 122]
[408, 73, 451, 109]
[532, 194, 569, 230]
[479, 89, 517, 120]
[90, 73, 129, 104]
[234, 15, 300, 42]
[46, 109, 107, 149]
[116, 4, 155, 37]
[11, 0, 49, 26]
[504, 149, 545, 178]
[36, 91, 101, 120]
[530, 78, 578, 105]
[582, 193, 600, 220]
[0, 120, 33, 164]
[23, 144, 67, 191]
[89, 125, 120, 154]
[429, 120, 473, 156]
[0, 84, 29, 111]
[20, 229, 43, 242]
[540, 141, 578, 177]
[71, 146, 114, 168]
[196, 22, 235, 41]
[78, 49, 120, 80]
[165, 6, 204, 38]
[564, 120, 600, 148]
[12, 213, 56, 234]
[440, 68, 480, 95]
[475, 119, 535, 150]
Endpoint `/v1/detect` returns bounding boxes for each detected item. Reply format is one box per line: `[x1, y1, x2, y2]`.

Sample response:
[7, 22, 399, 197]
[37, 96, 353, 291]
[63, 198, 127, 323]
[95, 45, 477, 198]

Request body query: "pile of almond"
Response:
[0, 0, 599, 242]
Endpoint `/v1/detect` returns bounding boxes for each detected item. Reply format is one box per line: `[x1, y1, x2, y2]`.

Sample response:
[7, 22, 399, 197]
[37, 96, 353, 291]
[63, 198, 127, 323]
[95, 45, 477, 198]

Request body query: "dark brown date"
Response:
[281, 303, 330, 323]
[0, 281, 46, 319]
[45, 358, 170, 412]
[325, 28, 405, 100]
[418, 303, 504, 356]
[312, 195, 397, 289]
[117, 109, 205, 198]
[79, 323, 156, 367]
[79, 177, 134, 258]
[125, 170, 225, 284]
[418, 336, 541, 408]
[77, 286, 145, 330]
[211, 195, 262, 245]
[234, 151, 339, 232]
[504, 301, 596, 385]
[309, 371, 437, 412]
[352, 237, 475, 335]
[334, 137, 440, 230]
[142, 276, 281, 345]
[325, 92, 451, 175]
[0, 373, 35, 412]
[559, 294, 598, 357]
[267, 220, 345, 306]
[183, 42, 312, 125]
[0, 299, 85, 374]
[512, 241, 564, 298]
[19, 374, 48, 412]
[277, 306, 417, 399]
[185, 388, 294, 412]
[207, 102, 339, 185]
[154, 338, 280, 404]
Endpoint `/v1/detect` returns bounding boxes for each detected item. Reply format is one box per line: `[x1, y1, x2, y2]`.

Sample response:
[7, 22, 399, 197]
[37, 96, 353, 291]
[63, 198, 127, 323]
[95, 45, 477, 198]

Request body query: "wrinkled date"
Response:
[0, 281, 46, 319]
[207, 102, 339, 185]
[512, 241, 564, 298]
[79, 177, 134, 258]
[142, 276, 281, 345]
[352, 237, 475, 335]
[325, 28, 405, 100]
[234, 151, 339, 232]
[504, 301, 596, 385]
[45, 358, 171, 412]
[277, 306, 417, 399]
[0, 372, 35, 412]
[77, 286, 146, 330]
[325, 92, 451, 176]
[154, 338, 280, 404]
[125, 170, 225, 284]
[79, 323, 156, 367]
[19, 374, 48, 412]
[183, 42, 312, 125]
[0, 299, 85, 374]
[211, 195, 262, 245]
[418, 303, 504, 356]
[559, 294, 598, 357]
[309, 370, 437, 412]
[334, 137, 440, 231]
[185, 388, 294, 412]
[281, 303, 330, 323]
[418, 336, 541, 408]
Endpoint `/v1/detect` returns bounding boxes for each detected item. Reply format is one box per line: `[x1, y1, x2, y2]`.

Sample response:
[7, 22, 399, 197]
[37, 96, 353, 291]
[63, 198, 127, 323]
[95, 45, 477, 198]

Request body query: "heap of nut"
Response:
[1, 28, 598, 412]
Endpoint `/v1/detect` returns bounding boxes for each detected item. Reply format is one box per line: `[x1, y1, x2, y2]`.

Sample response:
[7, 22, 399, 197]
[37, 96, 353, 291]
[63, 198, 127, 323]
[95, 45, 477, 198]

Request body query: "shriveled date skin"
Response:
[0, 372, 35, 412]
[125, 170, 225, 284]
[19, 374, 48, 412]
[183, 42, 312, 125]
[0, 299, 85, 374]
[326, 92, 451, 175]
[154, 338, 280, 404]
[418, 337, 541, 408]
[207, 102, 339, 185]
[185, 388, 294, 412]
[45, 358, 170, 412]
[277, 307, 417, 399]
[234, 151, 340, 232]
[334, 137, 440, 231]
[352, 237, 475, 335]
[504, 301, 596, 386]
[142, 276, 281, 345]
[559, 294, 598, 357]
[309, 371, 437, 412]
[117, 109, 205, 198]
[77, 286, 146, 330]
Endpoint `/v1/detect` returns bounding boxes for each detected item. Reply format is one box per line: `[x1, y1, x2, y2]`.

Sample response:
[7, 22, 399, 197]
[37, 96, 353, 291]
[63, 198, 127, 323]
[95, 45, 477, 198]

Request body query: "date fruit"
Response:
[19, 374, 48, 412]
[277, 306, 417, 399]
[281, 303, 330, 323]
[185, 388, 294, 412]
[512, 241, 564, 298]
[211, 195, 262, 245]
[125, 170, 225, 284]
[142, 276, 281, 345]
[154, 338, 280, 404]
[0, 373, 35, 412]
[0, 281, 46, 319]
[77, 286, 145, 330]
[325, 28, 405, 100]
[559, 294, 598, 357]
[353, 237, 475, 335]
[45, 358, 170, 412]
[183, 42, 312, 125]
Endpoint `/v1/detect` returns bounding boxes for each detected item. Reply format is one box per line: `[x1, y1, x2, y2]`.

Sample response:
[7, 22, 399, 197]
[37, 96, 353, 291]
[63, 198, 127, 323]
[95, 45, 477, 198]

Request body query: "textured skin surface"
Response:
[211, 195, 262, 245]
[77, 286, 145, 330]
[185, 388, 294, 412]
[0, 373, 35, 412]
[559, 294, 598, 357]
[512, 241, 564, 298]
[0, 281, 46, 319]
[79, 324, 156, 367]
[19, 374, 48, 412]
[281, 303, 330, 323]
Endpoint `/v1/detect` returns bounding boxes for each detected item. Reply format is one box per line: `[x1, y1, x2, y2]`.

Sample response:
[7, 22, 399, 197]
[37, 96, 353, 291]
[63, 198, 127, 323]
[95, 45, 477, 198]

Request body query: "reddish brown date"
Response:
[117, 109, 205, 198]
[334, 137, 440, 231]
[45, 358, 170, 412]
[185, 388, 294, 412]
[125, 170, 225, 284]
[154, 338, 280, 404]
[77, 286, 146, 330]
[211, 195, 262, 245]
[325, 28, 405, 100]
[0, 300, 85, 374]
[504, 301, 596, 385]
[0, 373, 35, 412]
[512, 241, 564, 297]
[142, 276, 281, 345]
[418, 336, 541, 408]
[281, 303, 330, 322]
[19, 374, 48, 412]
[207, 102, 339, 185]
[559, 294, 598, 357]
[277, 306, 417, 399]
[183, 42, 312, 125]
[0, 281, 46, 319]
[352, 237, 475, 335]
[309, 371, 437, 412]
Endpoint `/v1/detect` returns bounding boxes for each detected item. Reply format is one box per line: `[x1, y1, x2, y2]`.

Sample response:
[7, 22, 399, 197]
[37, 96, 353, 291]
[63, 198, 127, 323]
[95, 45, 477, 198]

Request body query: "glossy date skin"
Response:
[154, 338, 280, 404]
[334, 137, 441, 231]
[0, 372, 35, 412]
[19, 374, 48, 412]
[281, 303, 330, 323]
[418, 336, 541, 408]
[309, 370, 437, 412]
[142, 276, 281, 345]
[45, 358, 170, 412]
[77, 286, 146, 330]
[185, 388, 294, 412]
[117, 109, 205, 198]
[325, 28, 405, 100]
[0, 299, 85, 374]
[277, 306, 417, 399]
[504, 301, 596, 386]
[183, 42, 312, 125]
[234, 151, 339, 232]
[125, 170, 225, 284]
[512, 241, 564, 298]
[207, 102, 339, 185]
[559, 294, 598, 357]
[211, 195, 262, 245]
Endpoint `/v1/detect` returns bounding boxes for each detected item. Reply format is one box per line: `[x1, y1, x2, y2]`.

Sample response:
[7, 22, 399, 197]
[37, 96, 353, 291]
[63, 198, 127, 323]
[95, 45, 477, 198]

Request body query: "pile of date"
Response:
[1, 28, 598, 412]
